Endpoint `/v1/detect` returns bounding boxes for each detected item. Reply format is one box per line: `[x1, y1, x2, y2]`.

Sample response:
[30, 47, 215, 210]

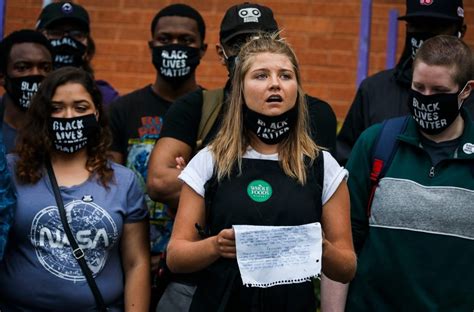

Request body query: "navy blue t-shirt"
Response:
[0, 158, 147, 311]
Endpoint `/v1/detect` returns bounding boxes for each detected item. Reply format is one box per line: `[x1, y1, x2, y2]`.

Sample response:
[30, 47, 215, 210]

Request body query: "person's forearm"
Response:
[124, 262, 150, 312]
[147, 167, 182, 210]
[322, 240, 357, 283]
[320, 273, 349, 312]
[167, 236, 220, 274]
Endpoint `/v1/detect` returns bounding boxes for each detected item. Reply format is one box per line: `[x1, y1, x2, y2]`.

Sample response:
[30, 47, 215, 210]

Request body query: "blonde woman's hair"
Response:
[209, 32, 320, 184]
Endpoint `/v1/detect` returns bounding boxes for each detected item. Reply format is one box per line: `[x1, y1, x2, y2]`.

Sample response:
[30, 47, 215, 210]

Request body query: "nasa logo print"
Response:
[30, 200, 118, 281]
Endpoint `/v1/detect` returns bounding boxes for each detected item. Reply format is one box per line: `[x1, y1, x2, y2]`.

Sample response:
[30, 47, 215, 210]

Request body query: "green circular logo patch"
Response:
[247, 180, 273, 202]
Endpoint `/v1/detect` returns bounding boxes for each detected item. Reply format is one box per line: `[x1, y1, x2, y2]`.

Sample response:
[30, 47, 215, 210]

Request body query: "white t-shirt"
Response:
[179, 146, 348, 205]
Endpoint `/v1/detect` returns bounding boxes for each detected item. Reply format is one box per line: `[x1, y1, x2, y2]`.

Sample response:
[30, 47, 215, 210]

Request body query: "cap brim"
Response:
[398, 12, 462, 22]
[221, 28, 278, 44]
[40, 16, 90, 32]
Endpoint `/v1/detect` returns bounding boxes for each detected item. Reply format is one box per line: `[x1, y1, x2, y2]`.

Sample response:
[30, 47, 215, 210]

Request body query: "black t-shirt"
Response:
[420, 135, 461, 167]
[160, 85, 337, 154]
[109, 85, 171, 156]
[108, 85, 173, 254]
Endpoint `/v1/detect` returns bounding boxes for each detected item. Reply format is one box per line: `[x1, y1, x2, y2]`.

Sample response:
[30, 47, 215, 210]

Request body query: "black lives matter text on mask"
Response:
[256, 119, 290, 141]
[160, 50, 191, 78]
[52, 119, 87, 153]
[411, 97, 447, 130]
[49, 37, 86, 67]
[50, 37, 79, 49]
[19, 80, 40, 108]
[50, 114, 98, 154]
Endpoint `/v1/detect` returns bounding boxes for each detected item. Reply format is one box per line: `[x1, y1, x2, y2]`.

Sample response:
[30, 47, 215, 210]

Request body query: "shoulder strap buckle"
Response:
[73, 247, 85, 259]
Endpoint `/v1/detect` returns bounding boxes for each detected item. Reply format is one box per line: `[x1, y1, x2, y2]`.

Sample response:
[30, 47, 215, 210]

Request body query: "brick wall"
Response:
[4, 0, 474, 120]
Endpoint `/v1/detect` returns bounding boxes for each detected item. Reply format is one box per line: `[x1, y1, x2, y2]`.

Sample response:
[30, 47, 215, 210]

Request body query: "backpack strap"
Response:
[196, 89, 225, 152]
[367, 116, 410, 217]
[310, 152, 324, 221]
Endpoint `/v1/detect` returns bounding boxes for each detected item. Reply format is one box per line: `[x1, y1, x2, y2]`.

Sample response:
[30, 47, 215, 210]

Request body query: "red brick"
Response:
[4, 0, 474, 123]
[91, 57, 117, 72]
[78, 0, 125, 9]
[7, 0, 39, 6]
[90, 9, 150, 25]
[90, 25, 120, 40]
[284, 32, 310, 50]
[308, 35, 357, 51]
[117, 27, 149, 41]
[264, 1, 315, 16]
[96, 41, 147, 57]
[327, 52, 358, 68]
[279, 16, 332, 34]
[298, 51, 329, 66]
[303, 85, 330, 100]
[332, 20, 360, 35]
[328, 85, 358, 103]
[6, 6, 41, 21]
[313, 3, 360, 18]
[312, 68, 355, 85]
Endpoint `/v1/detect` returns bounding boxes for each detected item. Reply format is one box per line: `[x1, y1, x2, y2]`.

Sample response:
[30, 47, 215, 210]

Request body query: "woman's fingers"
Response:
[215, 228, 236, 258]
[217, 235, 235, 246]
[220, 228, 235, 240]
[175, 156, 187, 170]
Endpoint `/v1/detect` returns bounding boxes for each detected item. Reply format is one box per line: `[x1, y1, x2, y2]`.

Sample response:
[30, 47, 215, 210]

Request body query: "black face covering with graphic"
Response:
[49, 114, 99, 154]
[5, 75, 44, 111]
[244, 105, 298, 145]
[408, 88, 463, 135]
[396, 31, 460, 85]
[225, 54, 238, 79]
[49, 36, 86, 69]
[406, 32, 438, 60]
[152, 44, 200, 85]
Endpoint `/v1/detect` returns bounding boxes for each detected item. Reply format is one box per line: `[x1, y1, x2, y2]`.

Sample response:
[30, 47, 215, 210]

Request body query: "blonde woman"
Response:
[167, 33, 356, 311]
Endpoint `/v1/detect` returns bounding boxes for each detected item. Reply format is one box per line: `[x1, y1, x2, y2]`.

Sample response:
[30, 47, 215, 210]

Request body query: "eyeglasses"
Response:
[44, 29, 88, 41]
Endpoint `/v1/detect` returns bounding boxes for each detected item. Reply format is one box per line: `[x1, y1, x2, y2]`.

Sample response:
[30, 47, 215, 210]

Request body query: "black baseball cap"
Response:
[398, 0, 464, 23]
[219, 2, 278, 44]
[36, 2, 90, 32]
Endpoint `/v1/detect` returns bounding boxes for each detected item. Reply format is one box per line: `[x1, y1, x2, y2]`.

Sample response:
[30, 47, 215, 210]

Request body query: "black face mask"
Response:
[5, 75, 44, 111]
[49, 114, 99, 154]
[396, 30, 460, 86]
[49, 36, 86, 69]
[151, 44, 201, 85]
[222, 47, 238, 79]
[408, 88, 465, 135]
[244, 105, 298, 145]
[226, 55, 238, 79]
[406, 32, 438, 60]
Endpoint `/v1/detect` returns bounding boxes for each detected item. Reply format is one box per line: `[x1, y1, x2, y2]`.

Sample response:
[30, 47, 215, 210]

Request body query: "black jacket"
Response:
[336, 61, 474, 165]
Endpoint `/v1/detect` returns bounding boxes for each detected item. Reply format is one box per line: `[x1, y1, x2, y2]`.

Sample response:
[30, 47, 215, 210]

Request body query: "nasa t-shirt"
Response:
[0, 156, 147, 311]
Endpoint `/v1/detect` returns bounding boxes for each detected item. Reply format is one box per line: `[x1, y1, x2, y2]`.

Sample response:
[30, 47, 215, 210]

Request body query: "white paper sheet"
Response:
[233, 222, 322, 288]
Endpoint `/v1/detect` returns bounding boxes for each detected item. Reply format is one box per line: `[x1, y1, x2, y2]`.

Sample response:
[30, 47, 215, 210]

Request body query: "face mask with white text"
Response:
[49, 114, 99, 153]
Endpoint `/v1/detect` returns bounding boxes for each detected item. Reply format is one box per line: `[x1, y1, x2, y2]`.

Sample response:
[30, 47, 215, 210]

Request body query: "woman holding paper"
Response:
[167, 33, 356, 311]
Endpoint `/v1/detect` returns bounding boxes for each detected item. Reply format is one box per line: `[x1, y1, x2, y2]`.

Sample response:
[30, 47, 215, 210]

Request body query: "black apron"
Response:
[190, 154, 324, 312]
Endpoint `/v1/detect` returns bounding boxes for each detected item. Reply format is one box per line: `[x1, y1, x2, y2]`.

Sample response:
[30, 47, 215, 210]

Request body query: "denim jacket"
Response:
[0, 129, 15, 260]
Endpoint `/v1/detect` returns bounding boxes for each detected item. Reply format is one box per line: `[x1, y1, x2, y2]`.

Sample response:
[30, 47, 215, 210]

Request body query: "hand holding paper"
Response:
[233, 222, 322, 288]
[215, 228, 236, 259]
